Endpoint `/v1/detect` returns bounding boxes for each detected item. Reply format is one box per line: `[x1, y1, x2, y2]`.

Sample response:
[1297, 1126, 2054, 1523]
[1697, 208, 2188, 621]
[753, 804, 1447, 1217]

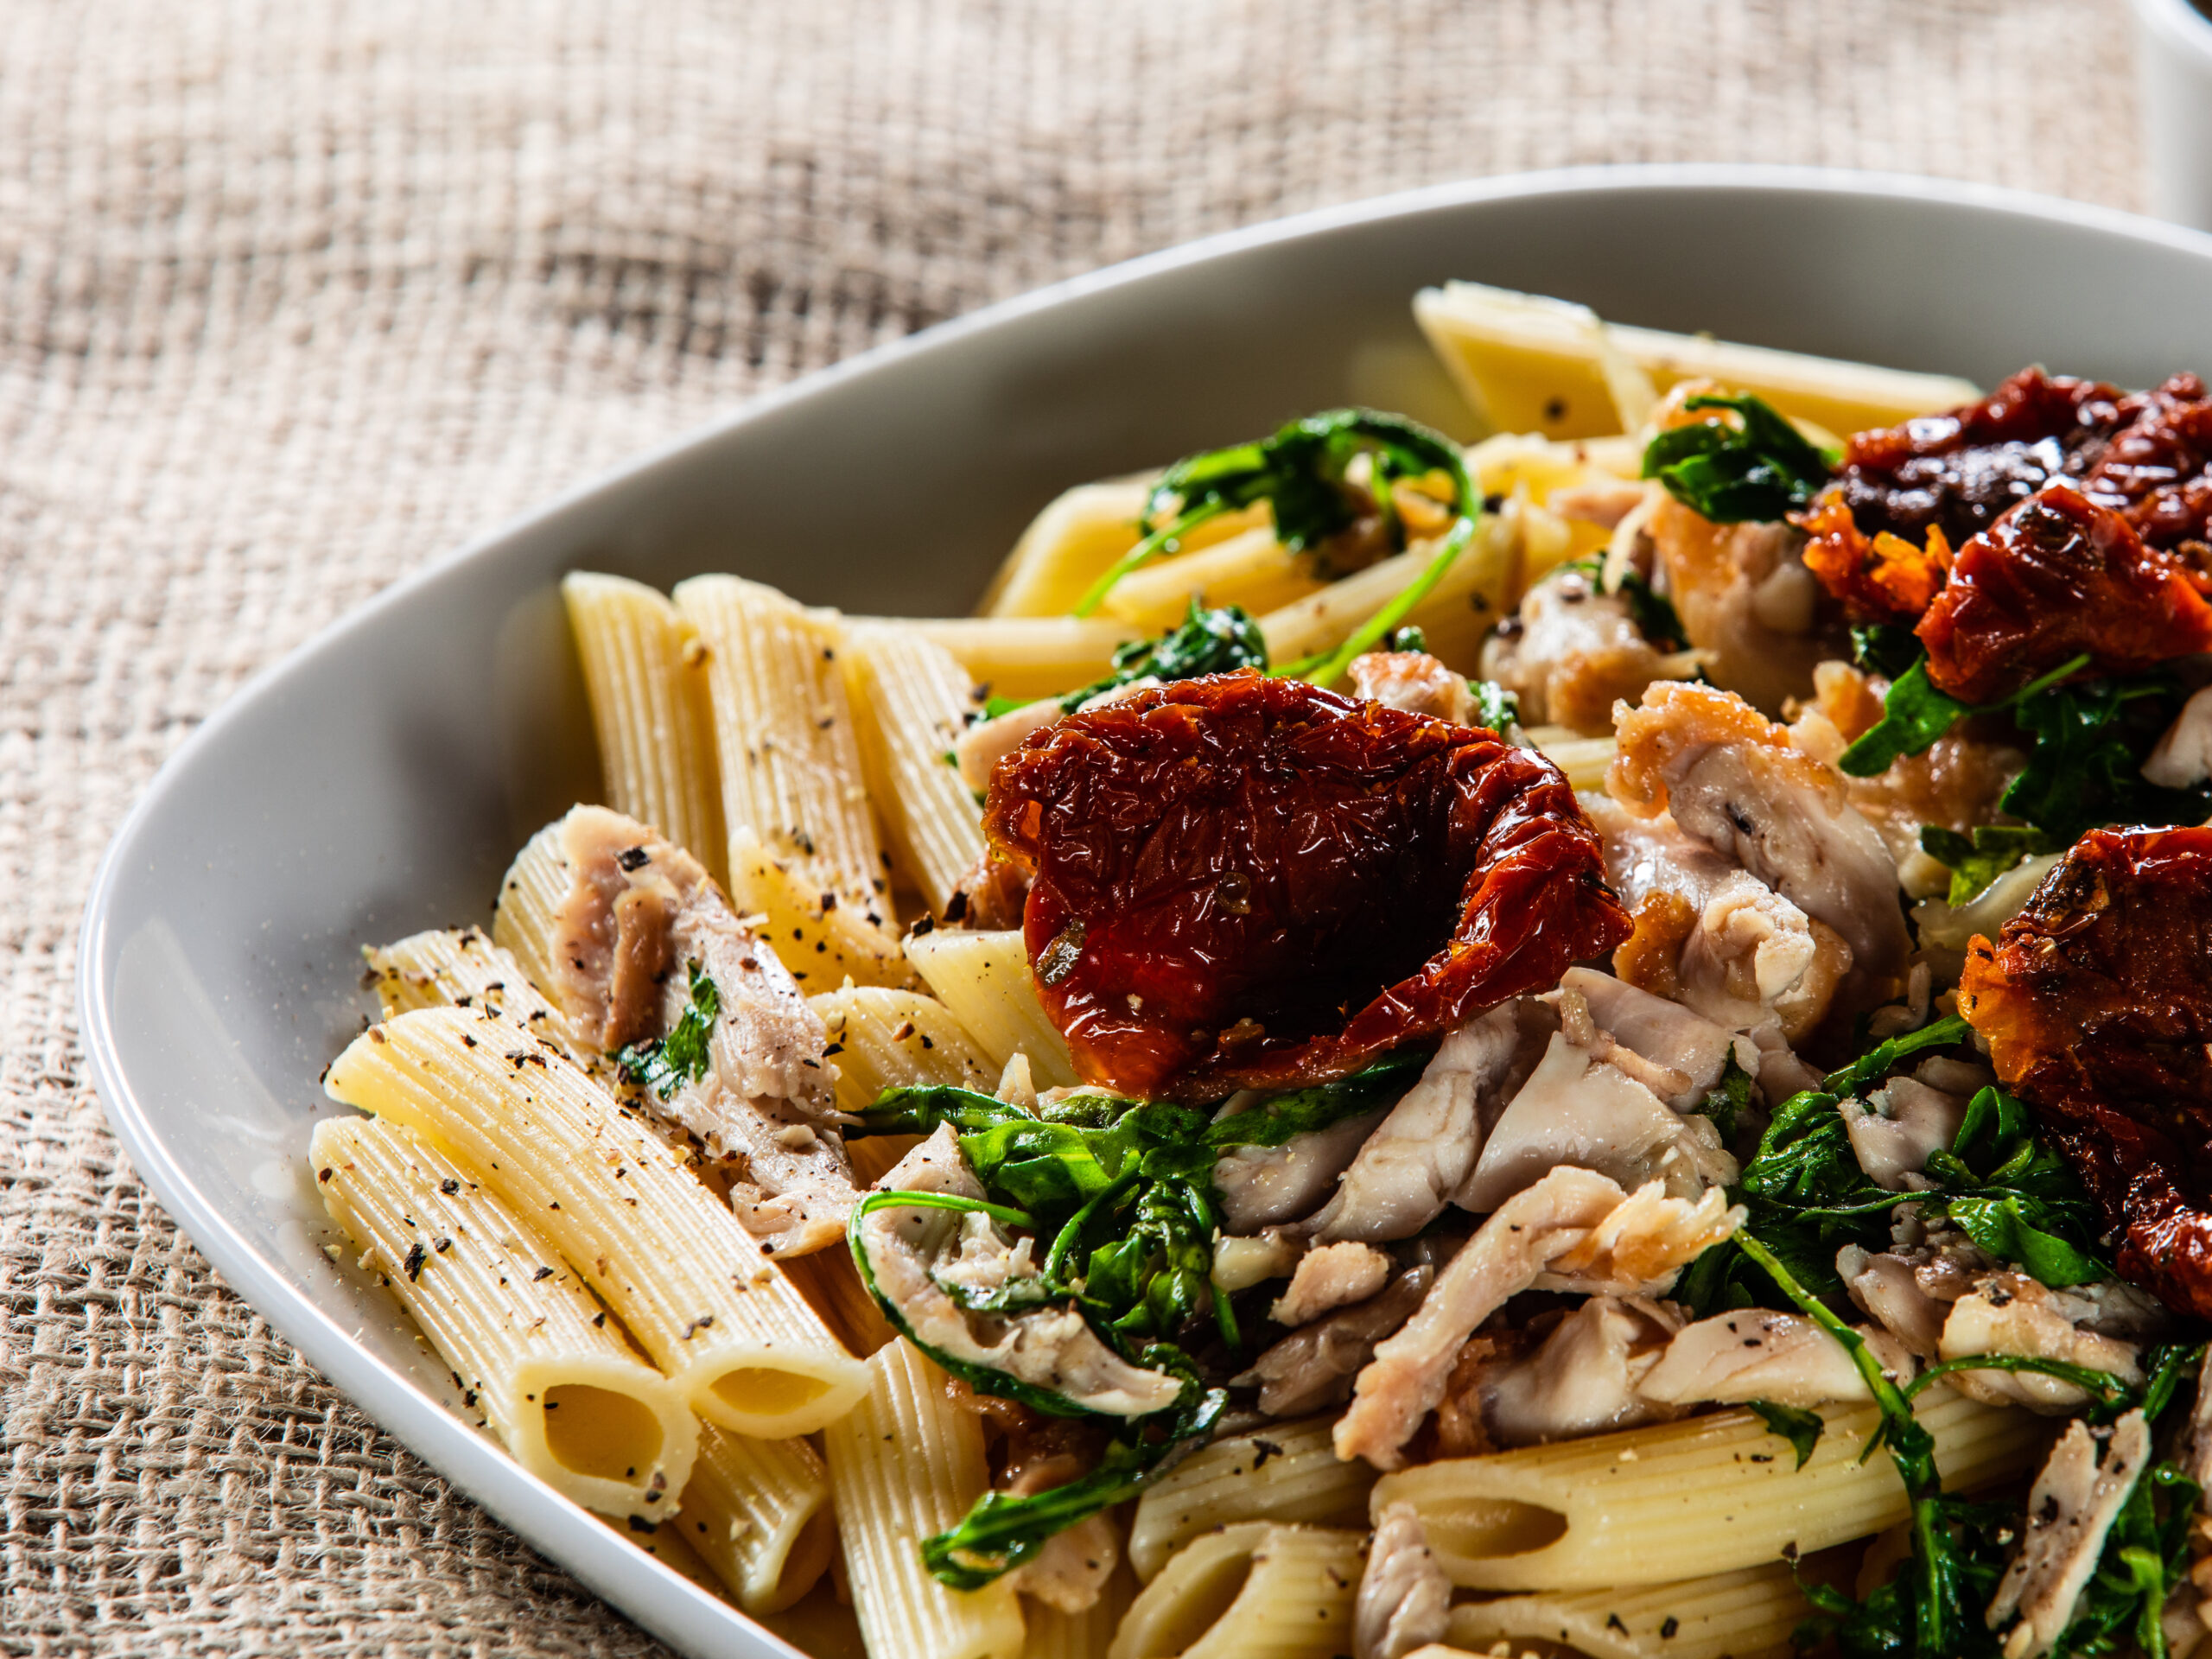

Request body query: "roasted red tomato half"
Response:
[981, 669, 1630, 1100]
[1961, 824, 2212, 1319]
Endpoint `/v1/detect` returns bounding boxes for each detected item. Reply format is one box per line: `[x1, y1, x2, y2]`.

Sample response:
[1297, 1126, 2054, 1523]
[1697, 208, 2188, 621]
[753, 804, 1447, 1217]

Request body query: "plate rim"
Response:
[72, 161, 2212, 1655]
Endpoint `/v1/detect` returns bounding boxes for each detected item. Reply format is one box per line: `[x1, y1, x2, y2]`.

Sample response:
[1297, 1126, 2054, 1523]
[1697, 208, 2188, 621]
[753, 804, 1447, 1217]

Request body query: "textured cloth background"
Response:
[0, 2, 2149, 1652]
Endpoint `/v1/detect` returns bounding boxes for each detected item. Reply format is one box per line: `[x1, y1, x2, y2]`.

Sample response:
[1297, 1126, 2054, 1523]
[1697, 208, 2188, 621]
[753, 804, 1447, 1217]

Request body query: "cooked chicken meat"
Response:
[1214, 1102, 1393, 1233]
[1346, 650, 1476, 724]
[1556, 965, 1735, 1111]
[1840, 1073, 1974, 1191]
[1638, 1308, 1912, 1408]
[1986, 1413, 2152, 1659]
[1355, 1502, 1452, 1659]
[1645, 490, 1835, 716]
[1236, 1265, 1433, 1419]
[2144, 683, 2212, 789]
[1269, 1241, 1393, 1328]
[1611, 682, 1910, 992]
[543, 804, 855, 1254]
[1939, 1273, 2145, 1414]
[861, 1128, 1185, 1417]
[1479, 563, 1690, 734]
[1306, 1003, 1539, 1243]
[1438, 1295, 1684, 1452]
[1334, 1167, 1738, 1469]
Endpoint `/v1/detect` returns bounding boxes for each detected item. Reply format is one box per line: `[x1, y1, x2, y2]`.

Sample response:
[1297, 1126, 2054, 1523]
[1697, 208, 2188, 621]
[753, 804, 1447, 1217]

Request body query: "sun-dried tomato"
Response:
[1794, 496, 1954, 624]
[1960, 825, 2212, 1318]
[1913, 483, 2212, 703]
[1834, 366, 2135, 547]
[982, 670, 1630, 1100]
[2079, 372, 2212, 551]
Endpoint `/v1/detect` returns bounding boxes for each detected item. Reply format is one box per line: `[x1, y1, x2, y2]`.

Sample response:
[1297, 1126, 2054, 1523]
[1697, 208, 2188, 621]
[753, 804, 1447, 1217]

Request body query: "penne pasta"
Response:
[677, 1424, 836, 1615]
[886, 615, 1144, 703]
[1098, 527, 1324, 632]
[562, 571, 728, 882]
[810, 985, 996, 1114]
[364, 925, 585, 1065]
[778, 1244, 900, 1357]
[1108, 1523, 1364, 1659]
[1368, 1387, 2045, 1592]
[1022, 1561, 1137, 1659]
[490, 820, 573, 1012]
[902, 928, 1078, 1090]
[1257, 509, 1519, 675]
[1128, 1417, 1376, 1582]
[309, 1115, 698, 1522]
[982, 479, 1268, 619]
[728, 828, 916, 990]
[1440, 1561, 1811, 1659]
[322, 1006, 868, 1438]
[672, 573, 899, 938]
[824, 1341, 1027, 1659]
[842, 624, 988, 916]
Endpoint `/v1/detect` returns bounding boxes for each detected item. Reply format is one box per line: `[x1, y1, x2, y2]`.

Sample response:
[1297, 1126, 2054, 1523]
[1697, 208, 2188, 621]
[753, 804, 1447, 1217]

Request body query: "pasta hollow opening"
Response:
[1421, 1496, 1571, 1562]
[541, 1384, 667, 1482]
[713, 1366, 831, 1417]
[1146, 1549, 1255, 1654]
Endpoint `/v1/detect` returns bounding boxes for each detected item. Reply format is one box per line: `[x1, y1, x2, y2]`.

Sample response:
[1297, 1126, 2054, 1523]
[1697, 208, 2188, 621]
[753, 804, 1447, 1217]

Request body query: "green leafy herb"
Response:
[1917, 824, 2063, 906]
[1468, 678, 1520, 733]
[1747, 1400, 1825, 1470]
[1058, 601, 1268, 714]
[1853, 621, 1924, 680]
[1699, 1054, 1755, 1145]
[1836, 657, 1985, 778]
[1639, 393, 1836, 523]
[1075, 409, 1475, 619]
[920, 1354, 1227, 1589]
[981, 694, 1032, 720]
[613, 961, 720, 1099]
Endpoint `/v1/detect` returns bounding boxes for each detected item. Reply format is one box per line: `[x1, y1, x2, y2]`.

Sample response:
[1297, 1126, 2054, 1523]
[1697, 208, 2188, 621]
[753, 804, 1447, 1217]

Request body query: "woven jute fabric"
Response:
[0, 2, 2146, 1652]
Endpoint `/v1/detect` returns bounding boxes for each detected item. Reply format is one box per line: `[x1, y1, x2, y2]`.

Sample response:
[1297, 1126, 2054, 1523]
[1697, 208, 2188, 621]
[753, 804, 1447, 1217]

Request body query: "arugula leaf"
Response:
[1057, 601, 1268, 714]
[1699, 1055, 1755, 1144]
[1917, 824, 2063, 906]
[1836, 658, 1978, 778]
[1821, 1015, 1973, 1099]
[1748, 1400, 1825, 1470]
[1468, 677, 1521, 733]
[613, 961, 720, 1099]
[2000, 671, 2212, 844]
[1853, 620, 1924, 680]
[1640, 393, 1836, 524]
[1074, 409, 1475, 618]
[921, 1357, 1228, 1589]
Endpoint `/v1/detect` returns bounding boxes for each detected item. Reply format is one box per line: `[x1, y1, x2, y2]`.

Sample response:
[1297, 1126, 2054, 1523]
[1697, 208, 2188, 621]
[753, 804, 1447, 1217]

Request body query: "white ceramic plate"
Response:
[77, 165, 2212, 1658]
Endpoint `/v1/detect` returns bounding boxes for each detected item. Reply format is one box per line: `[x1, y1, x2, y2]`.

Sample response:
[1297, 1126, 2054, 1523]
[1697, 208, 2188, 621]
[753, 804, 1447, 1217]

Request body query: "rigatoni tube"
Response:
[322, 1005, 866, 1438]
[677, 1425, 834, 1615]
[308, 1114, 697, 1522]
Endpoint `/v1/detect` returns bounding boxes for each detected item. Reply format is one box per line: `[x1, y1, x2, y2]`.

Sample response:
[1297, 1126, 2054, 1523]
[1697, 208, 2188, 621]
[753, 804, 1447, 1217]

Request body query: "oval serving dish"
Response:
[77, 165, 2212, 1658]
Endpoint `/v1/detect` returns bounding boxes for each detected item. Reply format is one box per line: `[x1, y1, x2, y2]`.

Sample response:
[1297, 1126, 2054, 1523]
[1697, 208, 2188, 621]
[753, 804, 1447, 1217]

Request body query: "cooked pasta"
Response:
[321, 1006, 867, 1437]
[562, 570, 727, 881]
[823, 1341, 1027, 1659]
[842, 623, 988, 916]
[901, 927, 1078, 1090]
[672, 573, 897, 937]
[677, 1425, 836, 1615]
[1021, 1564, 1137, 1659]
[363, 926, 583, 1063]
[1098, 527, 1323, 632]
[888, 615, 1143, 702]
[982, 479, 1267, 619]
[1128, 1417, 1375, 1582]
[309, 1115, 698, 1522]
[1440, 1562, 1811, 1659]
[1108, 1523, 1363, 1659]
[1255, 509, 1518, 670]
[810, 985, 996, 1113]
[1367, 1388, 2045, 1592]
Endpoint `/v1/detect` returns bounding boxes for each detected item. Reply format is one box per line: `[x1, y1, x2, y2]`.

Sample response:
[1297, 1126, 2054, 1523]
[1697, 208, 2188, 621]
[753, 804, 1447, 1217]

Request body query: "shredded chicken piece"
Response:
[1334, 1168, 1738, 1469]
[1940, 1272, 2144, 1413]
[1643, 402, 1840, 716]
[1214, 1102, 1391, 1233]
[1840, 1244, 1950, 1358]
[2145, 683, 2212, 789]
[1840, 1075, 1973, 1191]
[1346, 651, 1475, 724]
[1589, 792, 1847, 1043]
[1479, 563, 1689, 734]
[1557, 966, 1734, 1111]
[1212, 1229, 1304, 1294]
[1458, 1028, 1737, 1211]
[1442, 1295, 1685, 1450]
[546, 804, 854, 1254]
[1355, 1502, 1452, 1659]
[1611, 682, 1909, 991]
[1007, 1512, 1119, 1614]
[1270, 1241, 1392, 1328]
[1639, 1308, 1913, 1408]
[1987, 1412, 2152, 1659]
[1307, 1004, 1533, 1243]
[861, 1127, 1185, 1416]
[1236, 1265, 1432, 1419]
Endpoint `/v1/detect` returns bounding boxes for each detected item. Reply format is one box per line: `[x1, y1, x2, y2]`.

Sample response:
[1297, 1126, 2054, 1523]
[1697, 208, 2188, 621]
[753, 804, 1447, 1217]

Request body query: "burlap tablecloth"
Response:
[0, 2, 2149, 1651]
